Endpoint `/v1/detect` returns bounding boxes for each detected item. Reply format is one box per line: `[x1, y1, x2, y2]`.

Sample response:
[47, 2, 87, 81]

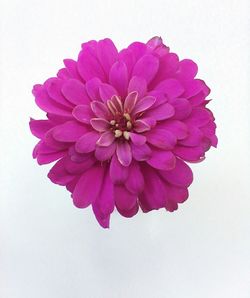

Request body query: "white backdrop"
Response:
[1, 0, 250, 297]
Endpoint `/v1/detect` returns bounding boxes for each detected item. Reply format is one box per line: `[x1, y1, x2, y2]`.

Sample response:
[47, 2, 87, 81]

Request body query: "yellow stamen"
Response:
[110, 120, 116, 125]
[114, 130, 123, 138]
[124, 113, 131, 121]
[123, 131, 130, 140]
[126, 121, 132, 130]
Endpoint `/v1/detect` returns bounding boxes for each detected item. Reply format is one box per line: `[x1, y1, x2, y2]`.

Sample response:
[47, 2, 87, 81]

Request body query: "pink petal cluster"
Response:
[30, 37, 217, 228]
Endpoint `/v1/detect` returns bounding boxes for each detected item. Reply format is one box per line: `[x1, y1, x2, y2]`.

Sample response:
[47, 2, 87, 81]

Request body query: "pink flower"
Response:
[30, 36, 217, 228]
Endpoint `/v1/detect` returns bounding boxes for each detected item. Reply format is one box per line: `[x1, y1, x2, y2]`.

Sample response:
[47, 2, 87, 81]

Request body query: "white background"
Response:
[0, 0, 250, 297]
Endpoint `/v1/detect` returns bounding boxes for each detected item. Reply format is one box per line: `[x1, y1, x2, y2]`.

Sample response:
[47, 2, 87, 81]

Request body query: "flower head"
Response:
[30, 36, 217, 228]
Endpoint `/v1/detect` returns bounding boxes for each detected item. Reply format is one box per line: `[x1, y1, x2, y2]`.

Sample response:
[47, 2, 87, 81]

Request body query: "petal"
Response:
[132, 54, 159, 84]
[155, 79, 184, 99]
[33, 84, 71, 116]
[128, 42, 147, 61]
[147, 149, 176, 170]
[90, 100, 112, 119]
[29, 119, 53, 139]
[97, 38, 118, 76]
[175, 59, 198, 80]
[158, 120, 188, 140]
[64, 156, 95, 174]
[75, 131, 99, 153]
[125, 162, 144, 194]
[92, 171, 114, 229]
[90, 118, 110, 132]
[159, 158, 193, 187]
[96, 131, 115, 146]
[61, 79, 90, 105]
[99, 83, 118, 102]
[45, 78, 73, 108]
[52, 121, 88, 142]
[118, 48, 136, 76]
[139, 166, 167, 212]
[109, 61, 128, 98]
[95, 142, 116, 161]
[132, 95, 156, 114]
[165, 184, 189, 203]
[179, 126, 203, 147]
[173, 145, 205, 162]
[37, 150, 67, 165]
[72, 105, 94, 124]
[184, 108, 212, 127]
[182, 79, 204, 98]
[77, 48, 106, 82]
[110, 154, 129, 184]
[133, 118, 156, 133]
[85, 78, 102, 100]
[114, 185, 137, 211]
[63, 59, 82, 81]
[129, 132, 147, 146]
[169, 98, 192, 120]
[128, 76, 147, 98]
[145, 129, 176, 149]
[117, 203, 139, 218]
[124, 91, 138, 113]
[73, 165, 105, 208]
[116, 141, 132, 166]
[48, 157, 75, 186]
[131, 143, 152, 161]
[143, 102, 175, 121]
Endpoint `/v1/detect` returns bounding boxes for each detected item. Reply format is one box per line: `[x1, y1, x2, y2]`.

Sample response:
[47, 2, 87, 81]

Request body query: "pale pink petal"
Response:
[96, 131, 115, 146]
[133, 118, 156, 133]
[123, 91, 138, 113]
[90, 118, 110, 132]
[73, 166, 105, 208]
[116, 141, 132, 166]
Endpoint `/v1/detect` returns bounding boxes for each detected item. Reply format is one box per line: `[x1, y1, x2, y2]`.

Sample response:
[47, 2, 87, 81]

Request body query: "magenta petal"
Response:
[117, 203, 139, 218]
[64, 156, 95, 174]
[128, 76, 147, 98]
[165, 184, 189, 204]
[92, 171, 114, 228]
[128, 42, 147, 61]
[133, 95, 156, 114]
[90, 118, 110, 132]
[158, 120, 188, 140]
[173, 145, 205, 162]
[48, 157, 75, 186]
[109, 61, 128, 98]
[114, 185, 137, 211]
[118, 48, 136, 76]
[159, 158, 193, 187]
[133, 118, 156, 133]
[147, 149, 176, 170]
[179, 126, 203, 147]
[29, 119, 53, 139]
[91, 100, 111, 119]
[139, 166, 166, 211]
[37, 150, 67, 165]
[52, 121, 88, 142]
[116, 142, 132, 166]
[96, 131, 115, 147]
[33, 84, 71, 116]
[155, 79, 184, 99]
[132, 54, 159, 84]
[110, 154, 129, 184]
[63, 59, 83, 81]
[97, 38, 118, 75]
[72, 105, 93, 124]
[95, 142, 116, 161]
[62, 79, 90, 105]
[45, 78, 73, 108]
[143, 103, 175, 121]
[175, 59, 198, 80]
[77, 49, 106, 82]
[75, 131, 99, 153]
[131, 143, 152, 161]
[146, 129, 176, 149]
[185, 108, 211, 127]
[169, 98, 192, 120]
[85, 78, 102, 100]
[73, 165, 105, 208]
[99, 83, 118, 102]
[129, 132, 146, 146]
[124, 91, 138, 113]
[125, 162, 144, 194]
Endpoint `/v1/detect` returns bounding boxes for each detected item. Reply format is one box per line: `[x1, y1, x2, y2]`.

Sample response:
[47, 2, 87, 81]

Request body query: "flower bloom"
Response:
[30, 37, 217, 228]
